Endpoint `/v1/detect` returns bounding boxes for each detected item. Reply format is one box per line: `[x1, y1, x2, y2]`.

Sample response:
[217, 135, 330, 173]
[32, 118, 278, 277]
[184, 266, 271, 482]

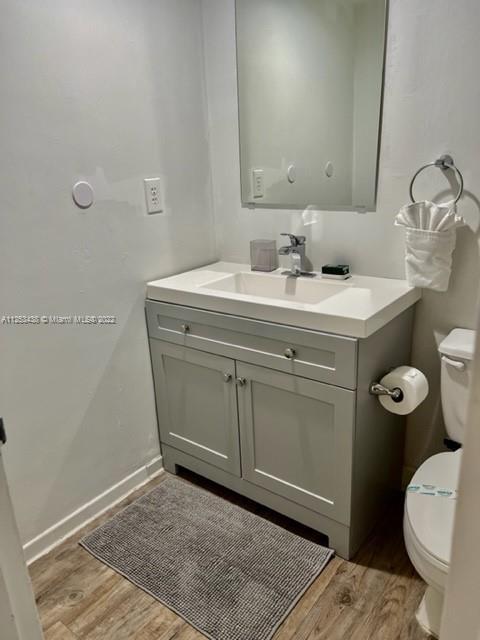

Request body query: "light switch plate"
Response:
[144, 177, 163, 214]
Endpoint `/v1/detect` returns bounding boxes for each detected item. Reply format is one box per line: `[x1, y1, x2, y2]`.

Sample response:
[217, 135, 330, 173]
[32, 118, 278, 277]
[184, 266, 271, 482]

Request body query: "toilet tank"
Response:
[439, 329, 477, 444]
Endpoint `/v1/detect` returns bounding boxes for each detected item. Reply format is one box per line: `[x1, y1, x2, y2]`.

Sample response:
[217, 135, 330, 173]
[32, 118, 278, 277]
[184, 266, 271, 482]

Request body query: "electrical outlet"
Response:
[144, 177, 163, 214]
[252, 169, 264, 198]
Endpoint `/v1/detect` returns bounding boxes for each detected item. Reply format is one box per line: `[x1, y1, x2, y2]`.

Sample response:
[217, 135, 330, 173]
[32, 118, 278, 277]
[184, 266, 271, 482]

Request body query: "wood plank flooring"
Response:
[30, 471, 432, 640]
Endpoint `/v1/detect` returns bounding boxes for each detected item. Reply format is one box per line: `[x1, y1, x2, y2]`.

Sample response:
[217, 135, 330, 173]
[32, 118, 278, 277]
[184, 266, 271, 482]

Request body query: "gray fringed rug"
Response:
[80, 476, 333, 640]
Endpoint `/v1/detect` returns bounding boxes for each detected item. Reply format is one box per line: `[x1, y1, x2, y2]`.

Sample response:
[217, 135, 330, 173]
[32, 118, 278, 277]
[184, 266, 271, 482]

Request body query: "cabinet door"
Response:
[237, 362, 355, 523]
[150, 341, 240, 476]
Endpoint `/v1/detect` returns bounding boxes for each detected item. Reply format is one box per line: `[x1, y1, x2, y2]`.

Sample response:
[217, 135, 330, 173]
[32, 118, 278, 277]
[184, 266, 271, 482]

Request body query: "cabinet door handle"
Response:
[180, 323, 190, 334]
[223, 373, 233, 383]
[284, 347, 297, 360]
[236, 377, 247, 386]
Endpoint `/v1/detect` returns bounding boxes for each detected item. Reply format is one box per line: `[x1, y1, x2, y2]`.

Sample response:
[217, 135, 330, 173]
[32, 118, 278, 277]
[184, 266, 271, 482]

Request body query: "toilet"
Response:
[403, 328, 476, 638]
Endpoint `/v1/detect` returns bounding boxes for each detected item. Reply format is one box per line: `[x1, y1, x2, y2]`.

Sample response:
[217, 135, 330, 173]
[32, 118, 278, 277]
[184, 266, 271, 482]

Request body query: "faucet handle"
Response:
[280, 233, 306, 247]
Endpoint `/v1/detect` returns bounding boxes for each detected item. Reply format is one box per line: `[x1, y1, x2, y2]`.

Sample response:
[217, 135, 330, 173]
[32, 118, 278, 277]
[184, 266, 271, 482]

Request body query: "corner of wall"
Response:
[24, 455, 164, 565]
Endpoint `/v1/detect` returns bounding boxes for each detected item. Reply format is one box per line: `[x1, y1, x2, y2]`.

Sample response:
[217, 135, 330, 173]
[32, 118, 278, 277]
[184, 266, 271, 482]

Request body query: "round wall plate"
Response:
[72, 181, 94, 209]
[325, 161, 334, 178]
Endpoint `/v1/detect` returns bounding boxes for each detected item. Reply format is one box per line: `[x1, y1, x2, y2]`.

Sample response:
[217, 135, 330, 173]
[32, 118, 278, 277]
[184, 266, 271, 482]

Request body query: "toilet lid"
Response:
[406, 451, 462, 567]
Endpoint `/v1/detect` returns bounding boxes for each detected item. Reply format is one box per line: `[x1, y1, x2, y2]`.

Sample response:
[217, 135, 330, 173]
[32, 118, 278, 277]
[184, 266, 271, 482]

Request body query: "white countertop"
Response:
[146, 262, 421, 338]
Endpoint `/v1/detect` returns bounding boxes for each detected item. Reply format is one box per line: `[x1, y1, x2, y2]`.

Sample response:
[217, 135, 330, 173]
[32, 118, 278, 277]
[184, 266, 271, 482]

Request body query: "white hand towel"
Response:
[395, 201, 465, 292]
[404, 228, 456, 292]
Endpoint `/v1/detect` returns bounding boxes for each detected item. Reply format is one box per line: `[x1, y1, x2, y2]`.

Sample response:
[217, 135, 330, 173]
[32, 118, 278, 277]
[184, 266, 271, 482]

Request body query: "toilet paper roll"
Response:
[378, 366, 429, 415]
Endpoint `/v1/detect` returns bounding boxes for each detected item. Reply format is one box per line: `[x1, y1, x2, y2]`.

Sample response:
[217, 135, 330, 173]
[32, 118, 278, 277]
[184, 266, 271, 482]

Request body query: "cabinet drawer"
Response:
[146, 301, 358, 389]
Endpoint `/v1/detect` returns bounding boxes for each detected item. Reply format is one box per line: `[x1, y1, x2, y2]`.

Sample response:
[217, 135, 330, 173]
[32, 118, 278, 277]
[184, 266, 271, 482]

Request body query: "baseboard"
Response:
[24, 455, 164, 565]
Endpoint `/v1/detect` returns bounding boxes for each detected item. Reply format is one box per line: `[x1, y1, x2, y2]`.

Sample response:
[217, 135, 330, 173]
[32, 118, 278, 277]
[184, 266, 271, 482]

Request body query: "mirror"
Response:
[236, 0, 388, 211]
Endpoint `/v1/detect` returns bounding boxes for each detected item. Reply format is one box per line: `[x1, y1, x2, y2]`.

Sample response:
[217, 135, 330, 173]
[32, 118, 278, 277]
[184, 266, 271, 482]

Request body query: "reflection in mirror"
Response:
[236, 0, 388, 211]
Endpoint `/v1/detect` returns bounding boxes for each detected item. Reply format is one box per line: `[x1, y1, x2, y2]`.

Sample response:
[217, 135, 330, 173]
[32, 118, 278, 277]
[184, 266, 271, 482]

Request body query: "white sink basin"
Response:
[146, 262, 421, 338]
[200, 272, 349, 305]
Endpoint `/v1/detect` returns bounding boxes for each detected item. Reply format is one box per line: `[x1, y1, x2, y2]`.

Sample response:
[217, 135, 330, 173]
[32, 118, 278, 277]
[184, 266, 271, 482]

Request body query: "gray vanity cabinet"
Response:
[149, 340, 241, 476]
[236, 362, 355, 523]
[147, 299, 414, 559]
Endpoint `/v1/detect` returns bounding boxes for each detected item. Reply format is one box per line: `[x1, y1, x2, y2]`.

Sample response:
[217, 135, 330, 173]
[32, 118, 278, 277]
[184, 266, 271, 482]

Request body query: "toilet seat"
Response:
[404, 451, 461, 588]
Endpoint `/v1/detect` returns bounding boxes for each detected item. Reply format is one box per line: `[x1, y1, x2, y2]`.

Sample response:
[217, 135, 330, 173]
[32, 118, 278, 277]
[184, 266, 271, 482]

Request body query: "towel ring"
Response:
[409, 154, 464, 205]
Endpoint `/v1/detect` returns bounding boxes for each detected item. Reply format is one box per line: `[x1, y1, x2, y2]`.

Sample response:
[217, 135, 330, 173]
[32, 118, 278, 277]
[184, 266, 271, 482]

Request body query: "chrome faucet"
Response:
[278, 233, 313, 277]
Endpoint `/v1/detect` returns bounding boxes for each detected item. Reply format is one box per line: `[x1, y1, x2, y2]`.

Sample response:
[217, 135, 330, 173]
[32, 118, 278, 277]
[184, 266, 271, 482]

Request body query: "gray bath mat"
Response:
[80, 476, 333, 640]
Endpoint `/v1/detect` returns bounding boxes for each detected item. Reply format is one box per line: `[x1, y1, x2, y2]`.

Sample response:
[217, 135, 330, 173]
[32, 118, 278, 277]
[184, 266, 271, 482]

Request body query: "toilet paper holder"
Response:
[369, 382, 404, 403]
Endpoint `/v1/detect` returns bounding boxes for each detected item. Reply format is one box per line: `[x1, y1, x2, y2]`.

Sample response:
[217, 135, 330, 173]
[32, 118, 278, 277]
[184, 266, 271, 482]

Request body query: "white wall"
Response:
[201, 0, 480, 471]
[0, 0, 217, 544]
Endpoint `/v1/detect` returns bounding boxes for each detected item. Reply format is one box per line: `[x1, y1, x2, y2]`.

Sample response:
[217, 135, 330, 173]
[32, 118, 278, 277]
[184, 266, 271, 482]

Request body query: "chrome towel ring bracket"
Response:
[409, 154, 464, 205]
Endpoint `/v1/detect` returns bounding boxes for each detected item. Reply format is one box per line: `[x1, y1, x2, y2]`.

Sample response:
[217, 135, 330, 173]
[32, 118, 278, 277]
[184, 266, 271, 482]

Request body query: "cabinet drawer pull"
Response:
[284, 347, 297, 360]
[181, 323, 190, 334]
[236, 377, 247, 386]
[223, 373, 233, 383]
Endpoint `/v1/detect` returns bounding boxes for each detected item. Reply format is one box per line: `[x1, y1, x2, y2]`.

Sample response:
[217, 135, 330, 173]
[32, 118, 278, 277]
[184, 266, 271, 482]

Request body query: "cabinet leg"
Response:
[326, 524, 354, 560]
[162, 448, 179, 475]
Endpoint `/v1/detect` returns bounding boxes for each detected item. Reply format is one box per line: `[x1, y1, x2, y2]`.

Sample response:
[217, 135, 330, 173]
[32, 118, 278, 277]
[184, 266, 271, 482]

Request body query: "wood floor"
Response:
[30, 470, 433, 640]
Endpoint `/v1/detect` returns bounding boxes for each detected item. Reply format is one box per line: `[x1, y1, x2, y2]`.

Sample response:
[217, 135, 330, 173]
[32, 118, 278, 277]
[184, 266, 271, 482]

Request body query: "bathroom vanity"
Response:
[146, 263, 420, 559]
